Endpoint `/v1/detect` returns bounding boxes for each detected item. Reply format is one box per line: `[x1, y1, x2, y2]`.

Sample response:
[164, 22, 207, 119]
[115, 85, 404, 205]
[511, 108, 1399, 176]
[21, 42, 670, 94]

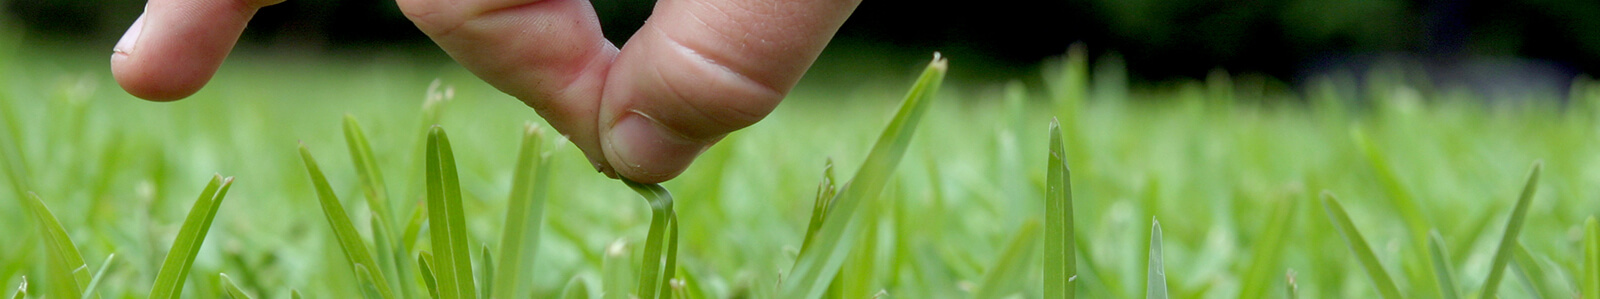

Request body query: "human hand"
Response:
[111, 0, 862, 183]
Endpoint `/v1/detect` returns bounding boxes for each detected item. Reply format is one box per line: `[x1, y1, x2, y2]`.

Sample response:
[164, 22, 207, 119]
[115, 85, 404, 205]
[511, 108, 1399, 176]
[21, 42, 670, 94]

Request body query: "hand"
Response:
[111, 0, 862, 183]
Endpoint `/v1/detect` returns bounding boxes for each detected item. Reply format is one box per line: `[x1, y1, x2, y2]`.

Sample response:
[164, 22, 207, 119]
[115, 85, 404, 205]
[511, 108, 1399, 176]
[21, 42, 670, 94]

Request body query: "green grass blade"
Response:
[602, 240, 632, 299]
[801, 159, 838, 250]
[425, 126, 478, 299]
[1044, 119, 1076, 299]
[21, 192, 88, 299]
[299, 143, 397, 299]
[1479, 162, 1541, 299]
[1146, 219, 1168, 299]
[356, 264, 387, 299]
[370, 212, 412, 299]
[659, 213, 680, 299]
[1321, 192, 1403, 299]
[9, 276, 24, 299]
[970, 220, 1042, 299]
[292, 289, 303, 299]
[149, 175, 234, 299]
[419, 252, 441, 299]
[623, 179, 676, 299]
[479, 245, 493, 299]
[1584, 217, 1599, 298]
[220, 273, 254, 299]
[1510, 243, 1552, 299]
[77, 254, 113, 299]
[1238, 198, 1296, 299]
[492, 123, 549, 299]
[343, 114, 396, 234]
[1429, 230, 1461, 299]
[562, 276, 593, 299]
[783, 54, 947, 299]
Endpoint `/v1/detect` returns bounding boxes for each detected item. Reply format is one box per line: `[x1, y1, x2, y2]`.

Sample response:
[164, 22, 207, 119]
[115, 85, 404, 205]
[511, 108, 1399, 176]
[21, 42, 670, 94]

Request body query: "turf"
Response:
[2, 41, 1600, 298]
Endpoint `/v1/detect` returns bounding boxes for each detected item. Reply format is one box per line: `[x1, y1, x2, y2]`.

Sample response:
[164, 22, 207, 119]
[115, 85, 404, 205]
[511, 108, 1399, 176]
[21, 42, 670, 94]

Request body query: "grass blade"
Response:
[623, 179, 676, 299]
[425, 126, 478, 299]
[492, 123, 549, 299]
[562, 276, 594, 299]
[1510, 243, 1553, 299]
[299, 143, 397, 299]
[800, 159, 837, 251]
[343, 114, 396, 233]
[660, 213, 680, 299]
[9, 276, 24, 299]
[970, 220, 1042, 299]
[1044, 119, 1076, 299]
[783, 54, 947, 299]
[149, 175, 234, 299]
[1429, 231, 1461, 299]
[21, 192, 88, 299]
[1146, 219, 1168, 299]
[1321, 191, 1403, 299]
[292, 289, 303, 299]
[220, 273, 254, 299]
[479, 245, 493, 299]
[602, 240, 632, 299]
[1479, 162, 1541, 299]
[419, 252, 441, 299]
[1584, 216, 1599, 298]
[77, 254, 114, 299]
[1237, 197, 1296, 299]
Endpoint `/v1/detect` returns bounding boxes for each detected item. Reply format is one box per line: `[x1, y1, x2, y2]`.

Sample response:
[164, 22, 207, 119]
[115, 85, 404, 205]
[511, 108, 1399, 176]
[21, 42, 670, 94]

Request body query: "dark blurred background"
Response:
[6, 0, 1600, 86]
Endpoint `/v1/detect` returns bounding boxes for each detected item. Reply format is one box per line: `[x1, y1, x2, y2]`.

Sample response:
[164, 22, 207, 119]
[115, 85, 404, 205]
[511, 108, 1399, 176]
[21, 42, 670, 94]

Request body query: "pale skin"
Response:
[110, 0, 862, 183]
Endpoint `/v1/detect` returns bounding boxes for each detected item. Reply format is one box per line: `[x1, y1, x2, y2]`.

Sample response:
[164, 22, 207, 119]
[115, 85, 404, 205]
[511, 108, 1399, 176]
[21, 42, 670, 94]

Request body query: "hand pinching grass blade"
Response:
[493, 123, 550, 299]
[425, 126, 478, 299]
[1479, 162, 1541, 299]
[622, 179, 677, 299]
[299, 143, 398, 299]
[1321, 191, 1403, 299]
[971, 220, 1041, 299]
[21, 192, 90, 299]
[149, 175, 235, 299]
[783, 53, 947, 299]
[1044, 119, 1076, 299]
[1146, 219, 1168, 299]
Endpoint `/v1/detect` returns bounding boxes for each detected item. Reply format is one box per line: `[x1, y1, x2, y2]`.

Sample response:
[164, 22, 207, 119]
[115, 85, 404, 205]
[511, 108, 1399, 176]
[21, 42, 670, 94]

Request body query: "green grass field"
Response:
[4, 38, 1600, 298]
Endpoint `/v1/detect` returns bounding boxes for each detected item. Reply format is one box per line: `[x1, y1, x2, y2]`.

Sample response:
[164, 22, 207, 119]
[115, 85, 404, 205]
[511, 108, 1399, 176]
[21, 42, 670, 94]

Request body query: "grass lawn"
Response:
[3, 39, 1600, 298]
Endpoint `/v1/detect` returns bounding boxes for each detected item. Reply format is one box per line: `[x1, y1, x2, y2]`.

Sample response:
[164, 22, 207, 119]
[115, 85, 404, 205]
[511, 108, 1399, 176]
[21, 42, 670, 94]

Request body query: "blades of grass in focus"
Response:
[343, 115, 397, 233]
[149, 175, 233, 299]
[1044, 119, 1076, 299]
[1145, 219, 1168, 299]
[479, 245, 493, 299]
[1479, 162, 1541, 299]
[1509, 243, 1552, 299]
[492, 123, 549, 299]
[1321, 191, 1403, 299]
[970, 220, 1041, 299]
[784, 53, 947, 299]
[801, 159, 838, 250]
[77, 254, 113, 299]
[9, 276, 24, 299]
[602, 240, 632, 299]
[21, 192, 88, 299]
[220, 273, 254, 299]
[426, 126, 478, 299]
[298, 143, 397, 299]
[1238, 198, 1295, 299]
[660, 213, 679, 299]
[1429, 231, 1461, 299]
[419, 252, 440, 299]
[1585, 217, 1600, 298]
[623, 179, 676, 299]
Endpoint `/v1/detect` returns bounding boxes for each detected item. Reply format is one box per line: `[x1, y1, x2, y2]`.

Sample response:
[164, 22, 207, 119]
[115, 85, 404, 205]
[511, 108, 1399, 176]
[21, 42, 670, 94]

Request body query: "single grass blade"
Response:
[1479, 162, 1541, 299]
[1146, 219, 1168, 299]
[298, 143, 398, 299]
[1044, 119, 1077, 299]
[356, 264, 387, 299]
[1237, 197, 1296, 299]
[220, 273, 254, 299]
[623, 179, 676, 299]
[479, 245, 493, 299]
[659, 213, 680, 299]
[1509, 243, 1550, 299]
[562, 276, 594, 299]
[800, 159, 837, 251]
[1429, 230, 1461, 299]
[21, 192, 89, 299]
[292, 289, 303, 299]
[9, 276, 25, 299]
[425, 126, 478, 299]
[971, 220, 1042, 299]
[783, 53, 947, 299]
[1321, 192, 1403, 299]
[149, 175, 234, 299]
[419, 252, 441, 299]
[77, 254, 114, 299]
[343, 114, 397, 233]
[1584, 216, 1599, 298]
[492, 123, 549, 299]
[602, 240, 632, 299]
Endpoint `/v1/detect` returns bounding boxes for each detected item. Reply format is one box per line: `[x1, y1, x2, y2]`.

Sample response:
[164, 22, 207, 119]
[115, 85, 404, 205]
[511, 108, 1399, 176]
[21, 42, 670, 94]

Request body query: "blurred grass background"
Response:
[4, 0, 1600, 298]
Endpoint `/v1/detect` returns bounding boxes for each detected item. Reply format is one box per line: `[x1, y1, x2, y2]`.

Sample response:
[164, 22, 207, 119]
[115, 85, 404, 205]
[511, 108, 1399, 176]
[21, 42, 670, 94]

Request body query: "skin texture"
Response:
[110, 0, 863, 183]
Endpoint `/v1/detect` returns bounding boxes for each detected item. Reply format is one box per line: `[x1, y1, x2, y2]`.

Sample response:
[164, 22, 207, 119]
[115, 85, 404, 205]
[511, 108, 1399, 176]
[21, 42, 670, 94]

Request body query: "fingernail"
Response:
[606, 112, 706, 181]
[113, 12, 146, 56]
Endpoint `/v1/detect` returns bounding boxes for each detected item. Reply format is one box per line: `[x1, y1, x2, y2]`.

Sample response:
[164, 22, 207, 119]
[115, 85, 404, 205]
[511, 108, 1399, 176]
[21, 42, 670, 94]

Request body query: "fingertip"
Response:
[602, 112, 711, 183]
[111, 59, 206, 101]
